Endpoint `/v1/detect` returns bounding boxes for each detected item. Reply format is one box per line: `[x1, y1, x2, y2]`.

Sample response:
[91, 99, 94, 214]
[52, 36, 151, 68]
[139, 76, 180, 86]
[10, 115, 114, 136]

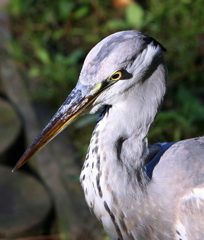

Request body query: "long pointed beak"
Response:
[12, 85, 98, 172]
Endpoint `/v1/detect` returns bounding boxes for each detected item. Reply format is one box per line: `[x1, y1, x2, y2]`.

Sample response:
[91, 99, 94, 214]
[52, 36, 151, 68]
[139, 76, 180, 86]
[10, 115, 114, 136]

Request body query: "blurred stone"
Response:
[0, 0, 10, 7]
[0, 165, 52, 238]
[0, 97, 21, 156]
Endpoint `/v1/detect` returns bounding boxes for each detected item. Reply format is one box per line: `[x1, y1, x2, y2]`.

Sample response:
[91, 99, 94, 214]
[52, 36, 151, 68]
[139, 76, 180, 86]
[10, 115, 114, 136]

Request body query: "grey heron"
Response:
[13, 31, 204, 240]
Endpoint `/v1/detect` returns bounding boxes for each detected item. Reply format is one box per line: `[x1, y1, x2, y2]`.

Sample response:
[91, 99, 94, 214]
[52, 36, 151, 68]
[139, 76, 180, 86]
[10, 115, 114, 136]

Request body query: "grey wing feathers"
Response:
[171, 137, 204, 240]
[178, 186, 204, 240]
[151, 137, 204, 240]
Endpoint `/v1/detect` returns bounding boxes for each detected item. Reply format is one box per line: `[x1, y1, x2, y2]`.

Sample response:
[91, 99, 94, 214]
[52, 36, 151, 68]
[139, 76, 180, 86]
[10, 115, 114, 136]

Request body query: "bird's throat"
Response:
[80, 63, 167, 238]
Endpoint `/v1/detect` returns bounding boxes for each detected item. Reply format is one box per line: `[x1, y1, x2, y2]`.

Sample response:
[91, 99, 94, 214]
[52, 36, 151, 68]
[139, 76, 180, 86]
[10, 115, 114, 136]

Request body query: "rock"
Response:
[0, 165, 52, 238]
[0, 97, 21, 155]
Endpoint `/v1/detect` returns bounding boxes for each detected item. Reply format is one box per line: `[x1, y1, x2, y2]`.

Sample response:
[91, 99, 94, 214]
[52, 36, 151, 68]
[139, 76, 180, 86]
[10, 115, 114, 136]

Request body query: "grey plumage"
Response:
[13, 31, 204, 240]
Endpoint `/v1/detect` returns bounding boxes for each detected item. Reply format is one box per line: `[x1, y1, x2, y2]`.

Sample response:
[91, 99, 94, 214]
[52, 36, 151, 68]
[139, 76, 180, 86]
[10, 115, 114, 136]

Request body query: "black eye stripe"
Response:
[121, 69, 132, 79]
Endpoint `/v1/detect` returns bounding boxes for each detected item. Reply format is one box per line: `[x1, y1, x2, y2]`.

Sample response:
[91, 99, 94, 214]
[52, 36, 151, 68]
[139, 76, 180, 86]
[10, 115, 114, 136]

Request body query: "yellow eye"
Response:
[109, 71, 122, 81]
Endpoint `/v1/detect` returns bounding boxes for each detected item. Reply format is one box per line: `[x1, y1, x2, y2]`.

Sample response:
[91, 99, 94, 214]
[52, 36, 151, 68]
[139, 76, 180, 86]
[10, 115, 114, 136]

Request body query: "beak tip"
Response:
[12, 163, 19, 172]
[12, 155, 26, 172]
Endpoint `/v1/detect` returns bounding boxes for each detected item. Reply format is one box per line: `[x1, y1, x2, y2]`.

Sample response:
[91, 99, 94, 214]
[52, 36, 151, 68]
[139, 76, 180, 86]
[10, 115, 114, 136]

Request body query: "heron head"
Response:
[13, 31, 166, 171]
[78, 30, 166, 112]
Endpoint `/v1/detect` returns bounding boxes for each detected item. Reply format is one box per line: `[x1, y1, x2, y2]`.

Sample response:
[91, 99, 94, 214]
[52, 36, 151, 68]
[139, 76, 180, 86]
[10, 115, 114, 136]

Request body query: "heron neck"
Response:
[80, 56, 167, 238]
[94, 66, 166, 190]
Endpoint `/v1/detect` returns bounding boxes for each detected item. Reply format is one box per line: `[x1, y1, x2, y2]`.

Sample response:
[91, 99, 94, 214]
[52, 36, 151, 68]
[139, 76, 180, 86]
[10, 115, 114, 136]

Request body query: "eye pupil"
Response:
[113, 74, 119, 79]
[110, 71, 122, 80]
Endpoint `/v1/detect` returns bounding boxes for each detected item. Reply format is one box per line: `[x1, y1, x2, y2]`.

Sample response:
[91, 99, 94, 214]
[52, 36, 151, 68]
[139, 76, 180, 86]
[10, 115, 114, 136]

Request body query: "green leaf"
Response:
[74, 6, 90, 19]
[125, 3, 144, 28]
[58, 1, 76, 19]
[9, 0, 34, 16]
[52, 29, 65, 40]
[29, 67, 40, 77]
[36, 48, 50, 64]
[9, 0, 23, 16]
[104, 236, 111, 240]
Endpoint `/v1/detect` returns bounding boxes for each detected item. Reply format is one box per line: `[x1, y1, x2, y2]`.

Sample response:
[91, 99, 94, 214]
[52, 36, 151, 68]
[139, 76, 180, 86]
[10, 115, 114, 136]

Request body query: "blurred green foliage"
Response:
[7, 0, 204, 145]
